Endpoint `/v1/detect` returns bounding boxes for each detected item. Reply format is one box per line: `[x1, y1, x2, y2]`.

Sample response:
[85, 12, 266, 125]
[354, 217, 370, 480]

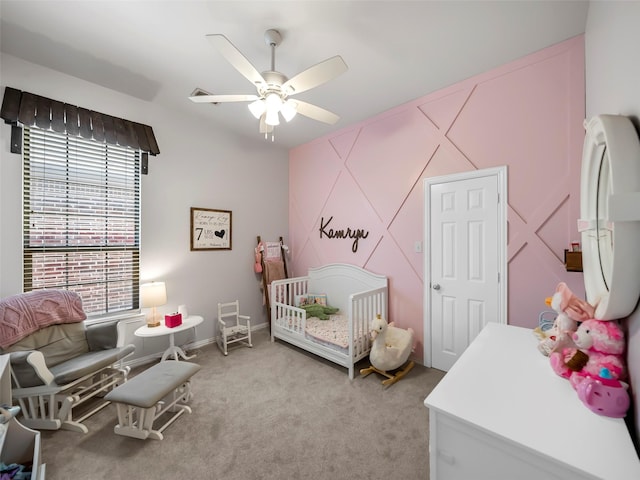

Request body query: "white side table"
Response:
[135, 315, 203, 361]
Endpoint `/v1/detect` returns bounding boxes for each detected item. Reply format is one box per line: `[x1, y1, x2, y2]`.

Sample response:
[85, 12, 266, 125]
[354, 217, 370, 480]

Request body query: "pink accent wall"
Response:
[289, 36, 586, 362]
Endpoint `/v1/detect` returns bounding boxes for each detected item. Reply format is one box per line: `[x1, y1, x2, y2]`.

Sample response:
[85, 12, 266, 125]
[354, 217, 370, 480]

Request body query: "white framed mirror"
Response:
[579, 115, 640, 319]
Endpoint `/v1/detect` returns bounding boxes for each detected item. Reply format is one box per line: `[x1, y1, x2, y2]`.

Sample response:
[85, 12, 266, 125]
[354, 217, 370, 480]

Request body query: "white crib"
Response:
[270, 263, 388, 379]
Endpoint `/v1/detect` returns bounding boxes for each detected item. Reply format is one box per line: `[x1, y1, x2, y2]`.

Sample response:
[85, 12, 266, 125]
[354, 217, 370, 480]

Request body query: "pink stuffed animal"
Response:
[575, 367, 630, 418]
[550, 318, 627, 389]
[549, 282, 595, 322]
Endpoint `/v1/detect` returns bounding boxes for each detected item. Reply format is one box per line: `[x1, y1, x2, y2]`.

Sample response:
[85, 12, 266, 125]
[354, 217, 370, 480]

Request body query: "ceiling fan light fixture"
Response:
[281, 100, 297, 122]
[264, 92, 283, 125]
[265, 108, 280, 126]
[248, 99, 266, 119]
[265, 92, 282, 110]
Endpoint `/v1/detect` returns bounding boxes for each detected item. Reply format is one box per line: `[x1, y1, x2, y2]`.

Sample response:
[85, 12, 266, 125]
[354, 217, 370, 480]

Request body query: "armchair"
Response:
[0, 290, 135, 433]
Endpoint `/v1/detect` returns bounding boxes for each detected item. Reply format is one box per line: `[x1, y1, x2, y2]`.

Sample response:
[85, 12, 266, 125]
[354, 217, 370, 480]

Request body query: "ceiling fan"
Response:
[189, 29, 348, 140]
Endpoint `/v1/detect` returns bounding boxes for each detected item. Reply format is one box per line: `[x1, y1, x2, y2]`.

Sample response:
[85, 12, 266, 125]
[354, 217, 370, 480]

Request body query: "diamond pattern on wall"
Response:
[290, 140, 344, 234]
[289, 202, 314, 275]
[447, 52, 574, 216]
[329, 128, 360, 161]
[536, 195, 572, 263]
[289, 36, 585, 358]
[388, 141, 478, 281]
[345, 109, 440, 227]
[418, 87, 473, 132]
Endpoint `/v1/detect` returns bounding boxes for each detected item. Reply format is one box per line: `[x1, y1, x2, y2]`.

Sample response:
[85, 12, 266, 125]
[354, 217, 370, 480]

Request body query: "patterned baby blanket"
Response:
[0, 289, 86, 348]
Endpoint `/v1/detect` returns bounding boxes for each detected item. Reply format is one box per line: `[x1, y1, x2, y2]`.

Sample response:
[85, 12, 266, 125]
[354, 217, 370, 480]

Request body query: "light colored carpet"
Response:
[40, 329, 445, 479]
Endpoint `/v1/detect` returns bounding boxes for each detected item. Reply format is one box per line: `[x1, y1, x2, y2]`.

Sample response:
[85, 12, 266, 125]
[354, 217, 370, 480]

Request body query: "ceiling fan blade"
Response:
[189, 94, 258, 103]
[292, 100, 340, 125]
[207, 34, 265, 87]
[282, 56, 348, 96]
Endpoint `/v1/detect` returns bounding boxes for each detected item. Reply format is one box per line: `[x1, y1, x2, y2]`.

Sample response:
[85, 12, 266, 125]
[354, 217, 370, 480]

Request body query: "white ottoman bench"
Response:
[105, 360, 200, 440]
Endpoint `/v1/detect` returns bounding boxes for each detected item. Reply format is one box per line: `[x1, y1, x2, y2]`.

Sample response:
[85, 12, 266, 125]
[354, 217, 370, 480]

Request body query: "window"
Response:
[23, 127, 140, 316]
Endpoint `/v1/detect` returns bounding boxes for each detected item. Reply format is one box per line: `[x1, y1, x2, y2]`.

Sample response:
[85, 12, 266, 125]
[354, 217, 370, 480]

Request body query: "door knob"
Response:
[432, 283, 441, 290]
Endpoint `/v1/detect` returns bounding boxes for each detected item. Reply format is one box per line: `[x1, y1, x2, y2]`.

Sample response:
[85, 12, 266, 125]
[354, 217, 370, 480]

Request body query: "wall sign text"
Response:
[319, 216, 369, 253]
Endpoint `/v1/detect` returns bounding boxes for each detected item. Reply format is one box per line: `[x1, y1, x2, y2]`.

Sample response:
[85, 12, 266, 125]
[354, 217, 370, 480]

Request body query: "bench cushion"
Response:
[105, 361, 200, 408]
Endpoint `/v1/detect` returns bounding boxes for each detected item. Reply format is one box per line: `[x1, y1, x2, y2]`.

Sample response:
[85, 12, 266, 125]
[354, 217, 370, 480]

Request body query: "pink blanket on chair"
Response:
[0, 290, 86, 348]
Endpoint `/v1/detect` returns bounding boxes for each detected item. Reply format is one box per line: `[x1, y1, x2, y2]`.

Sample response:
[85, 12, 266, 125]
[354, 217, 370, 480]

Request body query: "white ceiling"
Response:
[0, 1, 589, 149]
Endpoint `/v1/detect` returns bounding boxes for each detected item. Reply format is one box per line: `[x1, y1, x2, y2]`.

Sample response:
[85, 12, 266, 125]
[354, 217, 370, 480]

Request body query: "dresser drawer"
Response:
[431, 412, 596, 480]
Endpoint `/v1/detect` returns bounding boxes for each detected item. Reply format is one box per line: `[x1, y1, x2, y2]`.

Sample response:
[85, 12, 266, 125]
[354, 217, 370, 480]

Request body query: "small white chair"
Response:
[217, 300, 252, 355]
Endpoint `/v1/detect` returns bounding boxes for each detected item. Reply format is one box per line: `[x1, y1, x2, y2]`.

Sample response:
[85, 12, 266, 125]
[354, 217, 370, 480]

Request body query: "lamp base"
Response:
[147, 307, 161, 328]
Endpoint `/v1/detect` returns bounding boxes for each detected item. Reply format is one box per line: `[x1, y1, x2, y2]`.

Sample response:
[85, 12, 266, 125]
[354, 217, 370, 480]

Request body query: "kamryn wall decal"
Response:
[319, 216, 369, 253]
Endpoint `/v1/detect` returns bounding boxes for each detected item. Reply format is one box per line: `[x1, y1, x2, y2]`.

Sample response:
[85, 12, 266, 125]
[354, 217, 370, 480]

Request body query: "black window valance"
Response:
[1, 86, 160, 155]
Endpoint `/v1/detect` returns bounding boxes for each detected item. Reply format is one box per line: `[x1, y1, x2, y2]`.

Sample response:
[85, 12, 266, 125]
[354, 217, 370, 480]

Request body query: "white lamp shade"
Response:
[281, 100, 297, 122]
[248, 99, 266, 119]
[141, 281, 167, 308]
[264, 93, 282, 126]
[265, 92, 282, 110]
[265, 109, 280, 126]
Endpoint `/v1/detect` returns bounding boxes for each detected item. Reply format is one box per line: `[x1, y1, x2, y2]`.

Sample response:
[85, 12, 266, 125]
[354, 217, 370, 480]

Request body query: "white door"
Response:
[424, 167, 507, 371]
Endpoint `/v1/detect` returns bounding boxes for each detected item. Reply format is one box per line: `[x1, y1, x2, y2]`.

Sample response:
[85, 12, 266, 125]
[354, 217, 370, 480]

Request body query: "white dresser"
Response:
[0, 354, 46, 479]
[424, 322, 640, 480]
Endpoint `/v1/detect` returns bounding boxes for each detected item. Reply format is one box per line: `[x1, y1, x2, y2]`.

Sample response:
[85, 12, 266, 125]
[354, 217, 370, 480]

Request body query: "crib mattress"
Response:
[276, 315, 367, 354]
[305, 315, 351, 351]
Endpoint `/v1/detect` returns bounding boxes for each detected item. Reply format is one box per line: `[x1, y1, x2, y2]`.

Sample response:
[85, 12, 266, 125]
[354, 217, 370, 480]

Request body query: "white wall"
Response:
[586, 1, 640, 117]
[585, 0, 640, 450]
[0, 53, 289, 350]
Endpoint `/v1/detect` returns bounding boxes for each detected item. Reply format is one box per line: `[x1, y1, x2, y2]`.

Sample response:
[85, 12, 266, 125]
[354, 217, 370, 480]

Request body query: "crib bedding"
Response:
[306, 315, 351, 352]
[276, 314, 368, 354]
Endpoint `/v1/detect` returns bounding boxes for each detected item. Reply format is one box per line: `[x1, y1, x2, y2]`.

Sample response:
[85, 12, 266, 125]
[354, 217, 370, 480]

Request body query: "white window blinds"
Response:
[23, 127, 141, 316]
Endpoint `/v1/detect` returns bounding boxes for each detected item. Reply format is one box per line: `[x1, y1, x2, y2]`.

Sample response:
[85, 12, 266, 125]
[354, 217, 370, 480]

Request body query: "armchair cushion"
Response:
[2, 323, 89, 367]
[49, 344, 135, 385]
[4, 322, 134, 387]
[86, 322, 118, 351]
[8, 350, 53, 388]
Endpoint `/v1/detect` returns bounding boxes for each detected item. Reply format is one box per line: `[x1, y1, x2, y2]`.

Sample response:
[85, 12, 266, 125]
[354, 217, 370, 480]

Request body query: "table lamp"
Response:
[141, 281, 166, 327]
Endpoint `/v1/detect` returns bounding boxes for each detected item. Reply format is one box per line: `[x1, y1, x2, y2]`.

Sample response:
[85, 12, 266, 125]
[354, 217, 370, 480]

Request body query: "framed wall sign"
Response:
[190, 207, 232, 251]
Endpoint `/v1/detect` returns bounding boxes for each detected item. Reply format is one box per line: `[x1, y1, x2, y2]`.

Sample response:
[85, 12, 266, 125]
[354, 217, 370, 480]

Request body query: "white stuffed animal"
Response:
[534, 282, 590, 356]
[369, 314, 414, 372]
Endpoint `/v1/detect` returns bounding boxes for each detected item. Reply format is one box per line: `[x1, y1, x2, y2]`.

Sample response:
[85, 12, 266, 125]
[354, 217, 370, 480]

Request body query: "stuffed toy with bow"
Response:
[550, 317, 627, 389]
